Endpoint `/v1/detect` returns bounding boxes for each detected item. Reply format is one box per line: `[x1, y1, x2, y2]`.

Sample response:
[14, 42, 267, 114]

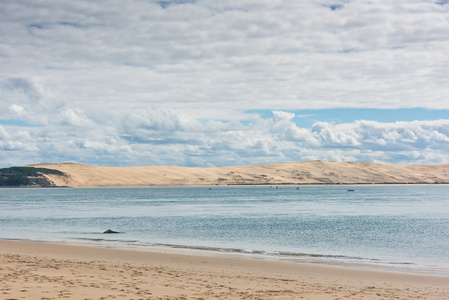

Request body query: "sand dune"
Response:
[27, 161, 449, 187]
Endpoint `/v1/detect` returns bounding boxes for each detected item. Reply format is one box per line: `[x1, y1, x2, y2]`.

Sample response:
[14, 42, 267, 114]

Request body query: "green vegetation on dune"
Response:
[0, 167, 64, 187]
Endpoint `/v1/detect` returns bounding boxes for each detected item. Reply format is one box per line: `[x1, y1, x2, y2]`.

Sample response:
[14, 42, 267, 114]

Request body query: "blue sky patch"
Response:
[0, 119, 43, 127]
[435, 0, 448, 5]
[158, 0, 196, 9]
[29, 24, 44, 29]
[247, 108, 449, 128]
[329, 4, 343, 10]
[58, 22, 81, 28]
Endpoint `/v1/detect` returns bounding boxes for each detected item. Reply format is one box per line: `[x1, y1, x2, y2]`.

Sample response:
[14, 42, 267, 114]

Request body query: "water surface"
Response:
[1, 185, 448, 274]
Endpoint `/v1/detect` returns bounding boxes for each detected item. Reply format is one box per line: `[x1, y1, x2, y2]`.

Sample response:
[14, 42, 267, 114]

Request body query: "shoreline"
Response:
[27, 161, 449, 187]
[3, 182, 449, 189]
[3, 236, 448, 278]
[1, 240, 448, 299]
[68, 238, 449, 277]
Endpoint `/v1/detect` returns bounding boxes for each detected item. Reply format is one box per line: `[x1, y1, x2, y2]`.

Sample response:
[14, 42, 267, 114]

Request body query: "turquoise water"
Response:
[1, 185, 448, 274]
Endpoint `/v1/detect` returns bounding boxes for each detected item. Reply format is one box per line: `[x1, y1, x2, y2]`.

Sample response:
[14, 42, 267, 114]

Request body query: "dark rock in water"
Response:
[103, 229, 120, 234]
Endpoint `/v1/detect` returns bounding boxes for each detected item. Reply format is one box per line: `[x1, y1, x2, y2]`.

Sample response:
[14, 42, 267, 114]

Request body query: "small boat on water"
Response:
[347, 189, 355, 192]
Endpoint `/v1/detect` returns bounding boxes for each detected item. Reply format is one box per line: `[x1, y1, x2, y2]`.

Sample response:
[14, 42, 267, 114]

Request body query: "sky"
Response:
[1, 0, 449, 167]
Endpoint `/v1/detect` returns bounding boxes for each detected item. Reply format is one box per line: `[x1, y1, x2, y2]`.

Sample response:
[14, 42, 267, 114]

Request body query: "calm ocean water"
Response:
[1, 185, 448, 274]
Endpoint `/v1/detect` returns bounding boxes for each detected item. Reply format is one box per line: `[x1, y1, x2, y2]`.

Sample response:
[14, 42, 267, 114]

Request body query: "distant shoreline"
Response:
[2, 182, 449, 189]
[22, 161, 449, 187]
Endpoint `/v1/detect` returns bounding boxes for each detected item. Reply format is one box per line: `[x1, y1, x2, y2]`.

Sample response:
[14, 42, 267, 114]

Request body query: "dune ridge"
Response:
[26, 161, 449, 187]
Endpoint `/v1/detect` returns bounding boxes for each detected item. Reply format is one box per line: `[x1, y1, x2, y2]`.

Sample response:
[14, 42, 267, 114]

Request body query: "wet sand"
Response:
[1, 240, 448, 299]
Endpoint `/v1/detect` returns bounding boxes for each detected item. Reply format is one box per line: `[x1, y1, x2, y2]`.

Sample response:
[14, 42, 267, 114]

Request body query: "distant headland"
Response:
[0, 166, 65, 187]
[8, 161, 448, 187]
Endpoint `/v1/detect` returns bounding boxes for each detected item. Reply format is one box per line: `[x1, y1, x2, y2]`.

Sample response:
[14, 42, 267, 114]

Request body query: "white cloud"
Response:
[9, 104, 24, 115]
[0, 1, 449, 166]
[1, 0, 448, 117]
[122, 107, 202, 133]
[1, 107, 449, 166]
[0, 77, 52, 125]
[57, 108, 96, 127]
[0, 125, 37, 153]
[0, 125, 8, 139]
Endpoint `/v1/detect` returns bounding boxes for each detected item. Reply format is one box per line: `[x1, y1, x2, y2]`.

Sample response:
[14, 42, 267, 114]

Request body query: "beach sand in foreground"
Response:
[1, 240, 448, 299]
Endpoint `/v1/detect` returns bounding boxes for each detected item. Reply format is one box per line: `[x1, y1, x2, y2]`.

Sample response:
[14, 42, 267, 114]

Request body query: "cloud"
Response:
[0, 1, 448, 166]
[0, 125, 38, 154]
[122, 107, 202, 133]
[9, 104, 25, 115]
[0, 77, 51, 125]
[1, 0, 448, 117]
[1, 105, 449, 166]
[1, 78, 40, 99]
[57, 108, 96, 127]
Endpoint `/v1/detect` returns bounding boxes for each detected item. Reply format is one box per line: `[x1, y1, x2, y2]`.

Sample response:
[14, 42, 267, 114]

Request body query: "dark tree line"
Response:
[0, 167, 64, 187]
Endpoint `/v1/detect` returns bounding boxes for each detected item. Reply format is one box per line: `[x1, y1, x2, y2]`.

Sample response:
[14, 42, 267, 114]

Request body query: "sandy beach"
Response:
[1, 240, 448, 299]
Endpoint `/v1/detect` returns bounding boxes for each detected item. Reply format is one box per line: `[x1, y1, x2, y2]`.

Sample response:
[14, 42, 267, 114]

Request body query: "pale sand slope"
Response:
[1, 240, 448, 300]
[28, 161, 449, 187]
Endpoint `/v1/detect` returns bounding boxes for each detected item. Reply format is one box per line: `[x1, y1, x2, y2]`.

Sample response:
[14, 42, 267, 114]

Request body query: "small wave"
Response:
[263, 251, 280, 256]
[134, 242, 362, 262]
[75, 237, 139, 243]
[142, 243, 430, 273]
